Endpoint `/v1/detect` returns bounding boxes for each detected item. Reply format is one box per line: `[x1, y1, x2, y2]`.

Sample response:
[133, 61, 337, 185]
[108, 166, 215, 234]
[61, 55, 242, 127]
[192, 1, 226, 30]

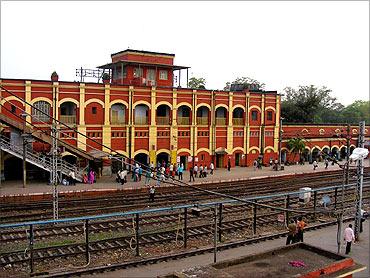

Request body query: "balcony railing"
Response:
[177, 117, 190, 125]
[156, 116, 170, 125]
[60, 115, 76, 124]
[233, 118, 244, 126]
[134, 117, 148, 125]
[197, 117, 208, 125]
[111, 115, 125, 125]
[215, 118, 227, 125]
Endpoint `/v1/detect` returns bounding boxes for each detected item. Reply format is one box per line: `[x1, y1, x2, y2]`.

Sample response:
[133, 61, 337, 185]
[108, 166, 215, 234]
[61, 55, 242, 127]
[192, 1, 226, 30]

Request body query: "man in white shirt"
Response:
[68, 170, 76, 185]
[119, 170, 127, 185]
[194, 164, 198, 178]
[343, 224, 355, 254]
[210, 162, 214, 175]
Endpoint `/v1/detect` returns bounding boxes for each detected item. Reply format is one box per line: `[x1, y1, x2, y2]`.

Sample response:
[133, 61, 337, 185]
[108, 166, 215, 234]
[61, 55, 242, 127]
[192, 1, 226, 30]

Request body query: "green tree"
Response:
[188, 77, 206, 89]
[281, 85, 343, 123]
[287, 137, 305, 161]
[224, 76, 265, 91]
[341, 100, 370, 124]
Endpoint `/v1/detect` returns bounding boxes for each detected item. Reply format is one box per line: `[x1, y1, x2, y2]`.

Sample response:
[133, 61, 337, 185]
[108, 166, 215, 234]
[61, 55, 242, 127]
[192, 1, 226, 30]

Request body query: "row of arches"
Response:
[4, 96, 274, 125]
[281, 144, 356, 163]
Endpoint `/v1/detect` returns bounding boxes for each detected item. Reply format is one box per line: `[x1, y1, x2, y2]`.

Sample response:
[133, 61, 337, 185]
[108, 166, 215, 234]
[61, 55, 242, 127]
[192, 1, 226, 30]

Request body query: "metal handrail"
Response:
[0, 135, 83, 181]
[177, 117, 190, 125]
[156, 116, 170, 125]
[197, 117, 208, 125]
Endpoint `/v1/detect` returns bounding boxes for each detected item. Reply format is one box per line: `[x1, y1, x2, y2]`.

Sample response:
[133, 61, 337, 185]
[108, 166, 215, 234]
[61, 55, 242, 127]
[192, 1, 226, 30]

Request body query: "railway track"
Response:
[1, 186, 368, 268]
[1, 184, 368, 244]
[1, 168, 366, 223]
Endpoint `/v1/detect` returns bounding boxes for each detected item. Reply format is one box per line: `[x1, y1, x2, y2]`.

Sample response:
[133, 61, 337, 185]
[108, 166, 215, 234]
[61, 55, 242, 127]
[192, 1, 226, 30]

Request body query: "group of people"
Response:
[189, 162, 214, 181]
[286, 216, 307, 245]
[62, 168, 96, 186]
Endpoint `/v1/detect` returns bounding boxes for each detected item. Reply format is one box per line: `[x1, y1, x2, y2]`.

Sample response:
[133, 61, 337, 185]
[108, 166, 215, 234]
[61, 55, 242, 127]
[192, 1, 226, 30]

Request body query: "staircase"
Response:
[0, 135, 84, 182]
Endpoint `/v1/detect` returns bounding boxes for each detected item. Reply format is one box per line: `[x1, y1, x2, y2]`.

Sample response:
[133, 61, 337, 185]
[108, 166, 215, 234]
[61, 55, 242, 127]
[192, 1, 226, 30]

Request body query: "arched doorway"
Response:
[156, 104, 171, 125]
[60, 102, 77, 124]
[134, 104, 149, 125]
[196, 106, 209, 125]
[177, 105, 191, 125]
[134, 153, 149, 166]
[340, 146, 347, 160]
[215, 107, 227, 125]
[232, 108, 244, 125]
[303, 148, 310, 162]
[331, 147, 339, 160]
[311, 148, 320, 162]
[157, 152, 170, 166]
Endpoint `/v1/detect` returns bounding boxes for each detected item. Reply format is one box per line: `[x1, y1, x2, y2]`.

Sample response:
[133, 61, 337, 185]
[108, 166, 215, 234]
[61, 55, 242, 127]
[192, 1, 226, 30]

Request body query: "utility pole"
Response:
[21, 113, 28, 188]
[354, 121, 365, 240]
[278, 117, 283, 169]
[52, 84, 59, 220]
[345, 124, 350, 185]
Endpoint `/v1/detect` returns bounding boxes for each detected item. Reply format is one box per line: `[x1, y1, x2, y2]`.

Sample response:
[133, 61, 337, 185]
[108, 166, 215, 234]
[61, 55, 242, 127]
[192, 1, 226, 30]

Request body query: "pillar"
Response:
[77, 83, 86, 151]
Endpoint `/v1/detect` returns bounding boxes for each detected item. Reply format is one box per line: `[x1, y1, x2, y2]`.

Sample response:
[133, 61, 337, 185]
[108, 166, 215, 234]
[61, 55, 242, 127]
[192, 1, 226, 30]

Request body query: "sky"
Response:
[1, 1, 369, 105]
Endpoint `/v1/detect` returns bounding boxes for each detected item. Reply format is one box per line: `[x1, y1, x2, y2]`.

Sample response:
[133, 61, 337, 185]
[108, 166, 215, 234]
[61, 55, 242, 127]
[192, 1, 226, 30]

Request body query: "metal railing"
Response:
[215, 118, 227, 125]
[60, 115, 77, 125]
[156, 116, 170, 125]
[197, 117, 208, 125]
[111, 116, 125, 125]
[0, 135, 83, 182]
[177, 117, 190, 125]
[233, 118, 244, 126]
[134, 117, 148, 125]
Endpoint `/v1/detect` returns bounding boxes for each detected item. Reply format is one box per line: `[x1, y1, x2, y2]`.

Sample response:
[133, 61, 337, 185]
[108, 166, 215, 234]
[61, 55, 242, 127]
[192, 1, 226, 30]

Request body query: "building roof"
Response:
[111, 49, 175, 58]
[97, 60, 190, 70]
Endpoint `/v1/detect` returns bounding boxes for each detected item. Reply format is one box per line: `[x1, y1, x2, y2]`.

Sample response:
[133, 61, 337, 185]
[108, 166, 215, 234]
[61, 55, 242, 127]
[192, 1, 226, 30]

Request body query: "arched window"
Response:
[111, 104, 126, 124]
[134, 104, 149, 125]
[33, 101, 51, 122]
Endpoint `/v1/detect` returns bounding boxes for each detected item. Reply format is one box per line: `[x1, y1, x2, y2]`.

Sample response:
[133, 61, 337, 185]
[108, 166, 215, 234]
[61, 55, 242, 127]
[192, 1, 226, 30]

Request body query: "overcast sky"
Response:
[1, 1, 369, 105]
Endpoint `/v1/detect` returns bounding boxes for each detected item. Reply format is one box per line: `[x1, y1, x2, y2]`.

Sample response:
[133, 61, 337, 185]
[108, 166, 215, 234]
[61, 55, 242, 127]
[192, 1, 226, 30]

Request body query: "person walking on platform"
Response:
[149, 185, 155, 202]
[169, 164, 174, 180]
[325, 159, 329, 169]
[227, 158, 231, 171]
[178, 164, 183, 180]
[313, 160, 318, 170]
[286, 219, 297, 245]
[145, 169, 152, 186]
[194, 164, 198, 178]
[119, 169, 127, 185]
[253, 160, 258, 171]
[210, 162, 214, 175]
[199, 164, 203, 178]
[296, 216, 307, 242]
[189, 167, 195, 182]
[344, 224, 355, 254]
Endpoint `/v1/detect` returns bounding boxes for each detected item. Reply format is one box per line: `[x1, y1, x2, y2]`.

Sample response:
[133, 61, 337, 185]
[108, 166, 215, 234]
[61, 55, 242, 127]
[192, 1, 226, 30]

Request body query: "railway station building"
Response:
[0, 49, 368, 177]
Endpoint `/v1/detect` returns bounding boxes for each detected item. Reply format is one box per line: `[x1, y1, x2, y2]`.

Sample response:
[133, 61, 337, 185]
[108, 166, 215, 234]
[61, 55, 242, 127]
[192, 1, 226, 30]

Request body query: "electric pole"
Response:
[52, 84, 59, 220]
[354, 121, 365, 240]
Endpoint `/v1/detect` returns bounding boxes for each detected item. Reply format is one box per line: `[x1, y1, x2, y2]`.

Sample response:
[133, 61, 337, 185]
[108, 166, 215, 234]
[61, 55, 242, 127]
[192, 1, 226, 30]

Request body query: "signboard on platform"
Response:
[188, 156, 193, 162]
[176, 156, 180, 163]
[195, 157, 198, 162]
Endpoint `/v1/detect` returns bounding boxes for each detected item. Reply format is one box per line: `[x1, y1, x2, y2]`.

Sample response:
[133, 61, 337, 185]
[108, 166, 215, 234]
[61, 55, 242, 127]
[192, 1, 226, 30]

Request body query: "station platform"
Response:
[1, 160, 368, 199]
[95, 218, 370, 278]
